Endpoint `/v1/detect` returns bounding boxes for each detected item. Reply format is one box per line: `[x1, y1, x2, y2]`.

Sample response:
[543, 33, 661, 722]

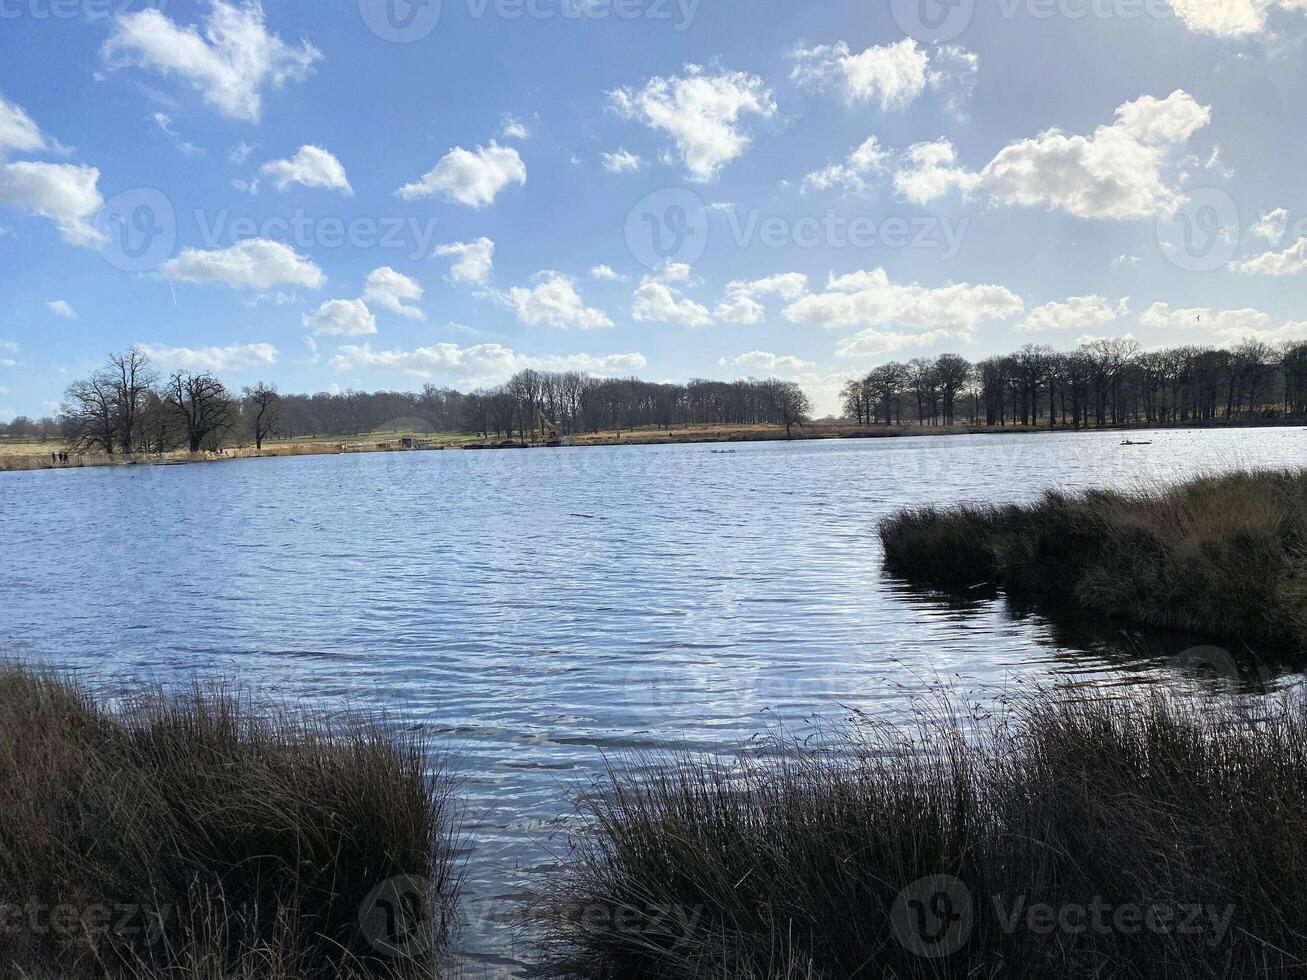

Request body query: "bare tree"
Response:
[61, 373, 118, 454]
[109, 346, 157, 454]
[242, 382, 283, 450]
[765, 380, 812, 437]
[166, 372, 235, 452]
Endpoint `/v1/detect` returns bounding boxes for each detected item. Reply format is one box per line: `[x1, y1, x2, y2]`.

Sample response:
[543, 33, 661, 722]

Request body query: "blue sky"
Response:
[1, 0, 1305, 417]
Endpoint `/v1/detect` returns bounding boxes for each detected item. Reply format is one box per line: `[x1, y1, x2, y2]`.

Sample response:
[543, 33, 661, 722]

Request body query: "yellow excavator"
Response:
[535, 409, 561, 447]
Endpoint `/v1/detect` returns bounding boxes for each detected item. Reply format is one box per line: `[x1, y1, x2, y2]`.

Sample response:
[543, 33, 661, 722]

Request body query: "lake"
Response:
[1, 427, 1303, 974]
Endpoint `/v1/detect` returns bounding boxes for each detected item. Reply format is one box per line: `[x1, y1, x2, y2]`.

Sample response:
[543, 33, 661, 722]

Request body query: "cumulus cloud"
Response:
[1139, 301, 1307, 344]
[589, 264, 626, 281]
[790, 39, 977, 112]
[329, 341, 646, 385]
[722, 350, 814, 372]
[610, 65, 776, 182]
[138, 342, 279, 371]
[161, 238, 324, 289]
[0, 93, 48, 155]
[1019, 295, 1129, 332]
[1251, 208, 1290, 245]
[489, 272, 612, 329]
[0, 161, 103, 246]
[101, 0, 321, 122]
[1236, 237, 1307, 275]
[499, 113, 529, 140]
[434, 237, 494, 284]
[601, 148, 643, 173]
[893, 90, 1211, 219]
[259, 145, 351, 194]
[784, 267, 1023, 333]
[1170, 0, 1307, 36]
[835, 327, 971, 359]
[302, 298, 377, 336]
[47, 300, 76, 319]
[632, 277, 714, 327]
[801, 136, 889, 195]
[893, 139, 981, 204]
[362, 267, 424, 318]
[396, 141, 525, 208]
[712, 273, 809, 325]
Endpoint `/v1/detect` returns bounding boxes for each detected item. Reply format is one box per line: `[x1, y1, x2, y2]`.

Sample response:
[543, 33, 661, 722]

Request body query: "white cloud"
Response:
[835, 327, 968, 359]
[259, 145, 352, 195]
[790, 38, 933, 110]
[982, 90, 1211, 219]
[1019, 295, 1128, 332]
[589, 264, 626, 281]
[1112, 254, 1142, 267]
[434, 237, 494, 284]
[396, 141, 525, 208]
[47, 300, 76, 319]
[712, 273, 810, 325]
[723, 350, 814, 372]
[302, 298, 377, 337]
[490, 272, 612, 329]
[362, 267, 424, 319]
[1170, 0, 1307, 36]
[228, 140, 259, 165]
[801, 135, 889, 195]
[499, 113, 529, 140]
[0, 161, 103, 246]
[152, 112, 204, 156]
[632, 277, 714, 327]
[0, 92, 48, 155]
[892, 139, 981, 204]
[784, 267, 1023, 332]
[161, 238, 324, 289]
[712, 292, 765, 325]
[101, 0, 321, 122]
[1251, 208, 1290, 245]
[601, 148, 643, 173]
[329, 341, 646, 384]
[1137, 302, 1307, 345]
[895, 90, 1211, 220]
[610, 65, 776, 182]
[1236, 237, 1307, 275]
[138, 342, 279, 371]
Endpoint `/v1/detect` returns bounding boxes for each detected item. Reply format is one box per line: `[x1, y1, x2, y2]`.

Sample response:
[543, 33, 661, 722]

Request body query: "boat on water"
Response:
[1120, 439, 1153, 446]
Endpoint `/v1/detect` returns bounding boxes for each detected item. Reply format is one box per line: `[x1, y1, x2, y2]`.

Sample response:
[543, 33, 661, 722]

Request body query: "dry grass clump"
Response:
[0, 665, 460, 979]
[878, 468, 1307, 647]
[535, 692, 1307, 979]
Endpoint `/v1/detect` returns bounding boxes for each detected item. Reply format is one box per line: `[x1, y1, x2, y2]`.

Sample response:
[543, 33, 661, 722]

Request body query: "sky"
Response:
[1, 0, 1305, 419]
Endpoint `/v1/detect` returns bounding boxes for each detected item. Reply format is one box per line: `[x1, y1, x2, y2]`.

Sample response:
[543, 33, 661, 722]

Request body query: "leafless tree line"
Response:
[40, 352, 813, 452]
[57, 348, 282, 454]
[842, 338, 1307, 429]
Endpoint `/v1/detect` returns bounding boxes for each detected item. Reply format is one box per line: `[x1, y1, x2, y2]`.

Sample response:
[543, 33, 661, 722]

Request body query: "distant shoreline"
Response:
[4, 416, 1305, 474]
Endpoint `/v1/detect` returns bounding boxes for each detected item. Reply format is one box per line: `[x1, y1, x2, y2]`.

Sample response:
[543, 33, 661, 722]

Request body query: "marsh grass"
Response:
[535, 692, 1307, 979]
[878, 468, 1307, 649]
[0, 666, 460, 979]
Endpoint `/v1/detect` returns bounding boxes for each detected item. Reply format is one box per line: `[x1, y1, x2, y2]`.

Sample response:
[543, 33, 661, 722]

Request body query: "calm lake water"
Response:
[2, 427, 1304, 974]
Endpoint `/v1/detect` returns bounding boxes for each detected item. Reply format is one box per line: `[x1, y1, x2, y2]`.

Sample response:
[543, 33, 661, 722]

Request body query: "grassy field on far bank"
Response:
[880, 468, 1307, 652]
[0, 666, 460, 979]
[10, 415, 1306, 473]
